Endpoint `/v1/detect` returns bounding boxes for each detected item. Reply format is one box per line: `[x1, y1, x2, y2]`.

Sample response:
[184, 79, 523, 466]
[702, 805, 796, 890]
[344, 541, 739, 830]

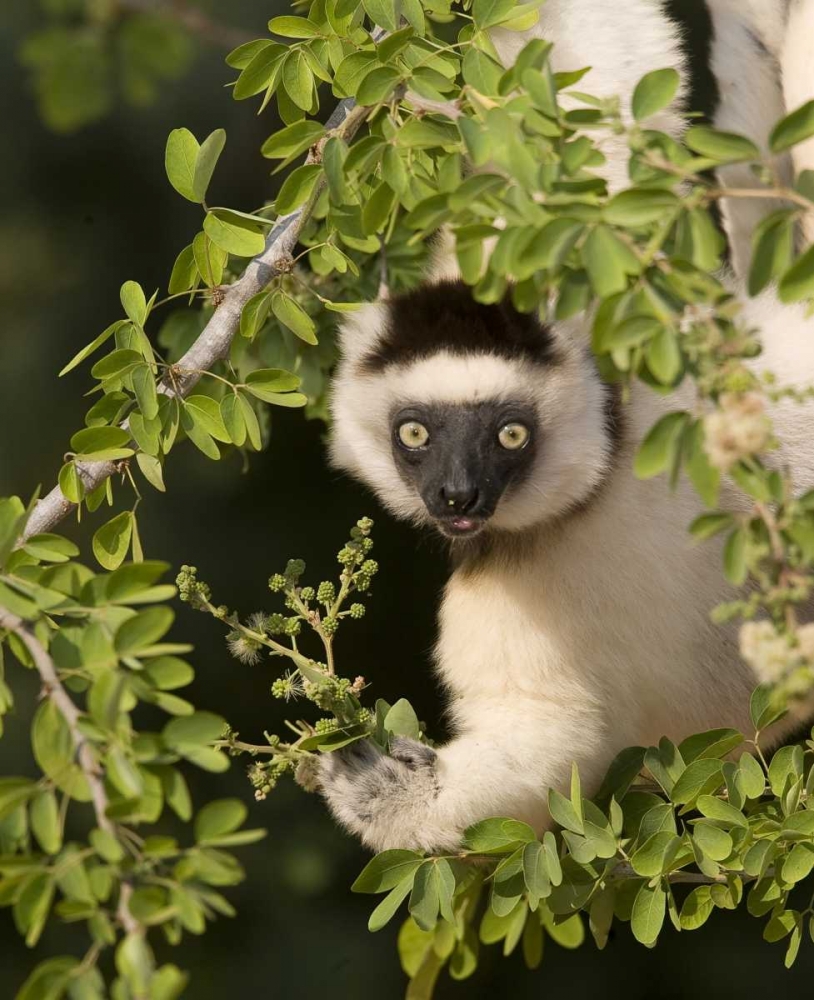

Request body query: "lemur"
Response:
[318, 0, 814, 853]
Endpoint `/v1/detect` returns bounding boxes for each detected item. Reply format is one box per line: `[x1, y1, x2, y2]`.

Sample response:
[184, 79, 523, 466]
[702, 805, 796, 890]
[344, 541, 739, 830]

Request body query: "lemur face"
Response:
[390, 400, 538, 537]
[330, 280, 619, 536]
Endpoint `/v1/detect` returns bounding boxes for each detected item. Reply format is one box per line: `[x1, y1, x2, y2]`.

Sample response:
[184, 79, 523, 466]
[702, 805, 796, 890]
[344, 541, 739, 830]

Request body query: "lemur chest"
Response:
[435, 485, 740, 706]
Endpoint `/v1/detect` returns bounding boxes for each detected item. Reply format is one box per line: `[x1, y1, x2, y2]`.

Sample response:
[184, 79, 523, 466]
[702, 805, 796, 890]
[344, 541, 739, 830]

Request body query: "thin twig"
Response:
[0, 608, 141, 936]
[116, 0, 255, 50]
[22, 97, 373, 542]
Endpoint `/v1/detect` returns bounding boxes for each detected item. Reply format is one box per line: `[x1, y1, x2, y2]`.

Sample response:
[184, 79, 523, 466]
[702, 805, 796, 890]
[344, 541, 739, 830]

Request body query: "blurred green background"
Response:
[1, 1, 812, 996]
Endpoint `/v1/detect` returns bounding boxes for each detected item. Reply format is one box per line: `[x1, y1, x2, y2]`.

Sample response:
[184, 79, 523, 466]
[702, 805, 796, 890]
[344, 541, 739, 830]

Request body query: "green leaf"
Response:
[353, 850, 424, 893]
[30, 789, 61, 855]
[193, 129, 226, 202]
[163, 711, 227, 750]
[750, 684, 786, 730]
[270, 291, 318, 344]
[522, 840, 551, 901]
[582, 225, 635, 297]
[0, 777, 36, 820]
[630, 832, 679, 877]
[220, 394, 247, 447]
[136, 453, 166, 492]
[121, 280, 148, 327]
[115, 606, 174, 655]
[677, 729, 743, 763]
[274, 163, 322, 215]
[368, 879, 414, 932]
[204, 210, 266, 257]
[472, 0, 516, 29]
[770, 100, 814, 154]
[778, 244, 814, 303]
[194, 799, 247, 843]
[383, 699, 420, 740]
[70, 426, 134, 462]
[679, 886, 714, 930]
[363, 0, 399, 31]
[244, 368, 302, 398]
[90, 347, 143, 381]
[464, 818, 536, 854]
[60, 321, 121, 376]
[633, 412, 687, 479]
[261, 120, 324, 160]
[14, 873, 55, 948]
[192, 232, 227, 288]
[749, 211, 796, 296]
[632, 68, 680, 121]
[282, 50, 313, 111]
[269, 15, 323, 37]
[671, 758, 724, 807]
[738, 752, 766, 800]
[92, 512, 133, 571]
[604, 189, 678, 227]
[32, 700, 92, 801]
[686, 126, 760, 162]
[646, 327, 681, 384]
[696, 794, 747, 828]
[723, 528, 747, 586]
[357, 65, 402, 105]
[782, 843, 814, 884]
[630, 880, 666, 945]
[240, 291, 271, 340]
[165, 127, 201, 202]
[183, 395, 231, 443]
[23, 533, 79, 564]
[132, 364, 159, 421]
[692, 821, 733, 861]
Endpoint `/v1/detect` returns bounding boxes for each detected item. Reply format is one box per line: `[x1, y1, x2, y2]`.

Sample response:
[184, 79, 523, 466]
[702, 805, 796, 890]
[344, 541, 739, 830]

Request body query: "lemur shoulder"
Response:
[318, 0, 814, 853]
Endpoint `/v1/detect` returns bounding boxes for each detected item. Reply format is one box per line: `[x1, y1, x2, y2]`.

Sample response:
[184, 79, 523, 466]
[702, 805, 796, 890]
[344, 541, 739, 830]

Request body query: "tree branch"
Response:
[0, 608, 140, 934]
[22, 97, 372, 543]
[116, 0, 255, 50]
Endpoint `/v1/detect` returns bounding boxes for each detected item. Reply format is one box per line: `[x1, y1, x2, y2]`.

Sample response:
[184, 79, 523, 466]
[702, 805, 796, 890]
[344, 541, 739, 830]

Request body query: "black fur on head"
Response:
[359, 279, 560, 372]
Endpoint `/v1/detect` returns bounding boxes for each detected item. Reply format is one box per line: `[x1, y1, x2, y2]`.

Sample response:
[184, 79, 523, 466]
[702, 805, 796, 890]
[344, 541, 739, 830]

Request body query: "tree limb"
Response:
[116, 0, 255, 50]
[22, 97, 371, 543]
[0, 608, 140, 934]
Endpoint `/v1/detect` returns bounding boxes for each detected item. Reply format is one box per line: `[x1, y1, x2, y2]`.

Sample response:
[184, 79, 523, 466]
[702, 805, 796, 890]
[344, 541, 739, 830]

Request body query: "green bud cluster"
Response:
[317, 580, 335, 605]
[314, 717, 338, 735]
[266, 613, 286, 635]
[300, 586, 315, 602]
[321, 616, 339, 636]
[176, 565, 212, 609]
[268, 573, 286, 593]
[349, 603, 366, 619]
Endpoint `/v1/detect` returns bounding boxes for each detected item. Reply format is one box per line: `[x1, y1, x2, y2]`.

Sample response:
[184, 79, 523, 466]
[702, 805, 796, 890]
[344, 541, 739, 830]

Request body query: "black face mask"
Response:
[390, 401, 539, 537]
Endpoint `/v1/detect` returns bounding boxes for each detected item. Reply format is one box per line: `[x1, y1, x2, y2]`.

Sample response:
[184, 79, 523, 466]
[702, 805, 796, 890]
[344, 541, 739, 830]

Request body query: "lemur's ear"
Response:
[336, 302, 389, 364]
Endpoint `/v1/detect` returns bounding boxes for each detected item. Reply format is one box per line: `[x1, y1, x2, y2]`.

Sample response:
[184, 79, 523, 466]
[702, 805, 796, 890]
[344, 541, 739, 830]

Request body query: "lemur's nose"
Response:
[440, 484, 480, 512]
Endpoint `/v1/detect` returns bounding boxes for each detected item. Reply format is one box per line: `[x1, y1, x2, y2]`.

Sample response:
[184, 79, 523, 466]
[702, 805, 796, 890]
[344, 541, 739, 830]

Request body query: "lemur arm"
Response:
[319, 695, 607, 852]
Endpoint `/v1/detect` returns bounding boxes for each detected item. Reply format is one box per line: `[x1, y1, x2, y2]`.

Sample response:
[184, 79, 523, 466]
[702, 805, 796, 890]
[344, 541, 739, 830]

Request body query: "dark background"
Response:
[0, 1, 809, 997]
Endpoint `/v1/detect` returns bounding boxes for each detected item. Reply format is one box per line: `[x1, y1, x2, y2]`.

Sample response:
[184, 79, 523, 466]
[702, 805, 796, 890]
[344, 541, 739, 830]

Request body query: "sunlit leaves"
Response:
[685, 126, 760, 162]
[632, 68, 680, 122]
[769, 100, 814, 154]
[204, 210, 266, 257]
[165, 128, 226, 203]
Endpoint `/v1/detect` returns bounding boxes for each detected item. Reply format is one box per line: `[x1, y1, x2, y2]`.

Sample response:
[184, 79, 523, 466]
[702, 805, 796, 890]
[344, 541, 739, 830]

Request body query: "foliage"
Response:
[0, 497, 264, 1000]
[7, 0, 814, 996]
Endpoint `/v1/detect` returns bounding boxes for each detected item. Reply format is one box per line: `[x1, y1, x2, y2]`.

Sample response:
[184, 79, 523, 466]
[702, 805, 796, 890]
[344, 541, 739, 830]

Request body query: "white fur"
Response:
[319, 1, 814, 853]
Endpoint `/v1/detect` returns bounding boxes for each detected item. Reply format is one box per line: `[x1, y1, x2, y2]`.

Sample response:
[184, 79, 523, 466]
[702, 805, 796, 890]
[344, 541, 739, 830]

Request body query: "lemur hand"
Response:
[318, 737, 460, 853]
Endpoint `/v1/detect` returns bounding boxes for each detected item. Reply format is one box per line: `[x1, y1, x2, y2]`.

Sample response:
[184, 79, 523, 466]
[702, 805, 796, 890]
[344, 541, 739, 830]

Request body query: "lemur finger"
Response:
[389, 737, 437, 770]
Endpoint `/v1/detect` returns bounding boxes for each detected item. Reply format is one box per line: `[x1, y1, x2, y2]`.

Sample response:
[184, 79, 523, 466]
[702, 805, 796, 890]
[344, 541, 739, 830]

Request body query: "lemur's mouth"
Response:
[438, 515, 487, 537]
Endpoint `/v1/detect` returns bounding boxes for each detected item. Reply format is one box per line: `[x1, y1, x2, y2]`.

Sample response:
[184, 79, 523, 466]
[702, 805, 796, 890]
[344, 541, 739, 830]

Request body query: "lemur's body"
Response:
[319, 0, 814, 853]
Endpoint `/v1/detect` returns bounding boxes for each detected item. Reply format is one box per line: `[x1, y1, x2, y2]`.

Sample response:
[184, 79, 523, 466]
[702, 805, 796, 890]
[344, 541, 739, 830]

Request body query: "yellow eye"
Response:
[398, 421, 430, 449]
[498, 423, 530, 450]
